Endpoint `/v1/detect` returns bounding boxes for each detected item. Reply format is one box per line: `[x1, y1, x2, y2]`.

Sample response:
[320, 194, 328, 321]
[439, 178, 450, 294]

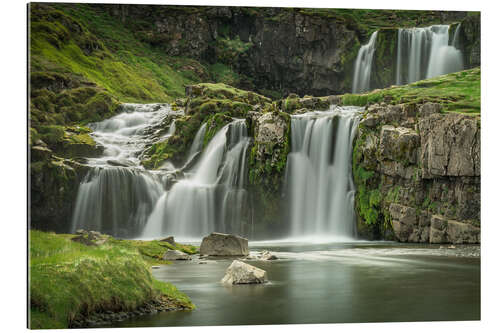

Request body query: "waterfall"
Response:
[141, 119, 251, 240]
[395, 25, 464, 85]
[285, 106, 361, 241]
[70, 103, 180, 237]
[72, 102, 251, 240]
[71, 168, 164, 237]
[352, 31, 378, 94]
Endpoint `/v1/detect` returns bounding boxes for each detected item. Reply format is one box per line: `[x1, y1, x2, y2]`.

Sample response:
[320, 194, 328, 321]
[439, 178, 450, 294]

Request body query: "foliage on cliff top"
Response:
[29, 230, 195, 329]
[342, 67, 480, 114]
[30, 3, 207, 104]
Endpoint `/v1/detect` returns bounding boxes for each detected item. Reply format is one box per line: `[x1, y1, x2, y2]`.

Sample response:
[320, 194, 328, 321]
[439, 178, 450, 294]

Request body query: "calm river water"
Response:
[108, 241, 480, 327]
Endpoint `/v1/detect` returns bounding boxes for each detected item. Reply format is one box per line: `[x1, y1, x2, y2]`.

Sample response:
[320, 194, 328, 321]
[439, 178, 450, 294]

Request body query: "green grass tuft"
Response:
[29, 231, 195, 329]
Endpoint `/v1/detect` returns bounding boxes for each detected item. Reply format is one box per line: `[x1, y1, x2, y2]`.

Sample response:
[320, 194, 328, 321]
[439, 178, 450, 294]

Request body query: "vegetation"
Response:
[342, 67, 480, 114]
[29, 230, 195, 329]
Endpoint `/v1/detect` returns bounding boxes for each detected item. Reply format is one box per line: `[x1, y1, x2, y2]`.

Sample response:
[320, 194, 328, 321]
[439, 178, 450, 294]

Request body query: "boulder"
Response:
[160, 236, 176, 246]
[162, 250, 191, 261]
[199, 232, 249, 256]
[221, 260, 268, 285]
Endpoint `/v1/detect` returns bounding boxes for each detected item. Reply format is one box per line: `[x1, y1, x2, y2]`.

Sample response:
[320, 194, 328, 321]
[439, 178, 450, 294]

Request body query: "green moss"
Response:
[29, 230, 195, 329]
[342, 68, 481, 114]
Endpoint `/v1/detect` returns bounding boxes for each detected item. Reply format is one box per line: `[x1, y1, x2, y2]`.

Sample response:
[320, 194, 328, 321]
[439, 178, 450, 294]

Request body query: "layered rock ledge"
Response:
[353, 102, 480, 244]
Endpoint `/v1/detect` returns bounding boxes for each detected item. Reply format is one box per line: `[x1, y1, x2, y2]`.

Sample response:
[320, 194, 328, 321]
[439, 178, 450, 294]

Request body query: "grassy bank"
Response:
[29, 230, 196, 329]
[341, 67, 480, 114]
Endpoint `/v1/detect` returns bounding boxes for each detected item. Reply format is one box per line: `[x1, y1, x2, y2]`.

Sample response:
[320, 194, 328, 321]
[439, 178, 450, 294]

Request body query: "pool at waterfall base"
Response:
[102, 241, 480, 327]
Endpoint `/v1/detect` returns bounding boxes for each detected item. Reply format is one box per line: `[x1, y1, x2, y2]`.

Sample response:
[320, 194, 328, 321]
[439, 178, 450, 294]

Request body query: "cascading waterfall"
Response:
[395, 25, 463, 85]
[71, 104, 180, 237]
[352, 31, 378, 93]
[285, 106, 361, 241]
[71, 101, 252, 239]
[142, 119, 251, 240]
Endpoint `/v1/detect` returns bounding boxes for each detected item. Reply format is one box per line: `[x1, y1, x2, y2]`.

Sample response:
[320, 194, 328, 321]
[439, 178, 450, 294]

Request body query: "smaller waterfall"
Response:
[395, 25, 463, 85]
[352, 31, 378, 94]
[286, 106, 361, 241]
[188, 122, 207, 159]
[71, 103, 180, 237]
[142, 119, 251, 240]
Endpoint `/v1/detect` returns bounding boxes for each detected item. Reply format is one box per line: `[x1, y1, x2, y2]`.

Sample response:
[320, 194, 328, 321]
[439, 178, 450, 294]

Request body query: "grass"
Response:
[30, 3, 205, 104]
[29, 230, 196, 329]
[342, 67, 481, 114]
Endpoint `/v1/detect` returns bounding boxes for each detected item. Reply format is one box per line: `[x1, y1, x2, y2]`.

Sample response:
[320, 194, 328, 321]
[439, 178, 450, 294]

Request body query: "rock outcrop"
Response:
[353, 102, 480, 244]
[162, 250, 192, 261]
[199, 233, 249, 256]
[221, 260, 268, 284]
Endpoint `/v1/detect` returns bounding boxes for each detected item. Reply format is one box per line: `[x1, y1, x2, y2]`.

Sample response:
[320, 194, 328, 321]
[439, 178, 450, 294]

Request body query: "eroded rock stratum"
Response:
[353, 102, 480, 244]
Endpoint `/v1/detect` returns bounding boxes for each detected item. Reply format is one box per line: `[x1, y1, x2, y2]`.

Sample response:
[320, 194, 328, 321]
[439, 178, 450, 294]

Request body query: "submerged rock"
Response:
[259, 251, 278, 261]
[199, 232, 249, 256]
[162, 250, 191, 261]
[221, 260, 268, 285]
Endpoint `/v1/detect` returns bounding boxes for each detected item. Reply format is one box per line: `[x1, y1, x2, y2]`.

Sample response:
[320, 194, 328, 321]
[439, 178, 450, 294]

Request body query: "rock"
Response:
[221, 260, 268, 285]
[418, 102, 442, 118]
[199, 232, 249, 256]
[259, 250, 278, 260]
[107, 159, 135, 167]
[379, 125, 420, 164]
[160, 236, 175, 245]
[162, 249, 191, 260]
[151, 266, 161, 269]
[71, 230, 109, 246]
[418, 112, 480, 178]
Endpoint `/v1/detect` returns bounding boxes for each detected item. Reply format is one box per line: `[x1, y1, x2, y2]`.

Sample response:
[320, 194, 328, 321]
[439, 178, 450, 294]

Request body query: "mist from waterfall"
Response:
[352, 31, 378, 93]
[396, 25, 463, 85]
[285, 106, 361, 241]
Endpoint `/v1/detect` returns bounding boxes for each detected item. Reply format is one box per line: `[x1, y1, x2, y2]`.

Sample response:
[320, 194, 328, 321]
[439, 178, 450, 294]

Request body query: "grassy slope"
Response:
[30, 3, 208, 103]
[29, 230, 196, 329]
[341, 67, 481, 114]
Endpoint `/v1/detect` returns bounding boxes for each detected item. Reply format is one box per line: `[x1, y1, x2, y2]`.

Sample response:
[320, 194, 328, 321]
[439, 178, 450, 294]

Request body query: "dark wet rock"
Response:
[107, 159, 135, 167]
[160, 236, 176, 245]
[200, 232, 249, 256]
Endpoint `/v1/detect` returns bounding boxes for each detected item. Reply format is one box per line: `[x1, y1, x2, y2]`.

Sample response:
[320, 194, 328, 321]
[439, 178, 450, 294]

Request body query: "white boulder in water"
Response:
[200, 232, 249, 256]
[162, 249, 191, 261]
[221, 260, 268, 285]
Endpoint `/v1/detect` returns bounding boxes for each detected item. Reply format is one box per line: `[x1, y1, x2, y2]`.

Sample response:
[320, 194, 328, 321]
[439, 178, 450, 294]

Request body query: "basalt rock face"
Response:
[353, 102, 480, 243]
[101, 5, 477, 97]
[30, 145, 91, 233]
[104, 6, 359, 96]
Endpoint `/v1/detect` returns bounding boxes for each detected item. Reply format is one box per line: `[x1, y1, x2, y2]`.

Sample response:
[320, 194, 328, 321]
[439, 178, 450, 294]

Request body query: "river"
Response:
[105, 241, 480, 327]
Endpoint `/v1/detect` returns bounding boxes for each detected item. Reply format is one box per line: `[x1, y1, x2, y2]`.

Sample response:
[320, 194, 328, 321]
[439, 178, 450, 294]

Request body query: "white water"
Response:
[285, 106, 361, 241]
[71, 104, 181, 237]
[396, 25, 463, 85]
[142, 119, 251, 239]
[72, 102, 253, 239]
[352, 31, 378, 94]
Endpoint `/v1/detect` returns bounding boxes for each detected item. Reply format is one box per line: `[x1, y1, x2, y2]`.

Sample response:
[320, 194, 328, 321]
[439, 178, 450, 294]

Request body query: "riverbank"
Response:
[28, 230, 196, 329]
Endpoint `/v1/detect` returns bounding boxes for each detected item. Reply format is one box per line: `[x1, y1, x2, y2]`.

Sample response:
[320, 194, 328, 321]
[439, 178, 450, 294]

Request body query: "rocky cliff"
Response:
[353, 102, 480, 243]
[99, 4, 476, 97]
